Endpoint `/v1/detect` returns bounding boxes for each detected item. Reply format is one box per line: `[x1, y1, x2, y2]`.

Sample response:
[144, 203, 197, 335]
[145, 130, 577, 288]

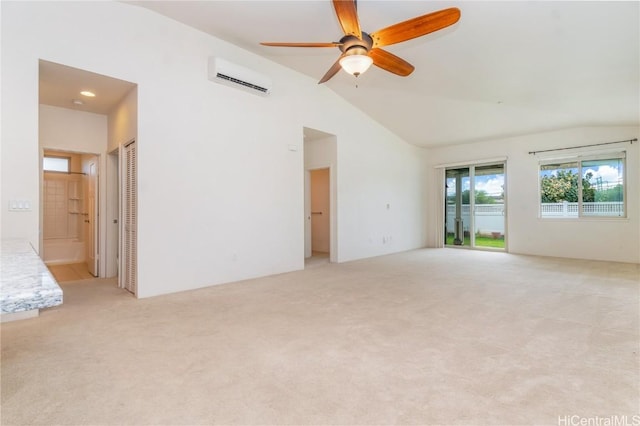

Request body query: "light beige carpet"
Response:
[1, 248, 639, 425]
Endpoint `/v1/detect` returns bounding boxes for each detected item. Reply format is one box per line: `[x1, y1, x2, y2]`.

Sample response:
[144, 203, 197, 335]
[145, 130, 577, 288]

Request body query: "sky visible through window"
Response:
[446, 174, 504, 198]
[475, 175, 504, 197]
[447, 161, 622, 200]
[541, 161, 623, 190]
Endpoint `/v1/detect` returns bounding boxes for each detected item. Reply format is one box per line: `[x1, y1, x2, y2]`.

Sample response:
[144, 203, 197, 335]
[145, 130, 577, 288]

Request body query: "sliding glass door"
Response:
[473, 164, 505, 249]
[445, 163, 505, 250]
[445, 168, 470, 246]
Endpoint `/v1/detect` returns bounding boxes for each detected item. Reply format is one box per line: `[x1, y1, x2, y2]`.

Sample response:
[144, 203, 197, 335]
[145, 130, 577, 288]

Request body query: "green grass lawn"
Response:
[446, 234, 505, 249]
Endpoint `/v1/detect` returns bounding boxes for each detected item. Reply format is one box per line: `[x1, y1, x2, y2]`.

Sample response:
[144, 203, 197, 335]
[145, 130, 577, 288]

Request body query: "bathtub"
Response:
[43, 238, 85, 265]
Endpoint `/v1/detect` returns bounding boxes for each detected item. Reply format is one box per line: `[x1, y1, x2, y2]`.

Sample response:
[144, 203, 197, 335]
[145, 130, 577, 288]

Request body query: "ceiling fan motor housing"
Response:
[339, 32, 373, 56]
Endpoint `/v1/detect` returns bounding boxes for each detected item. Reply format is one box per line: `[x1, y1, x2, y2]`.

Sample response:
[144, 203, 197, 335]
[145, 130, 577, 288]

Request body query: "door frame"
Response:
[84, 155, 99, 276]
[304, 169, 312, 258]
[39, 148, 103, 274]
[106, 148, 120, 278]
[304, 164, 337, 263]
[444, 161, 508, 251]
[303, 127, 338, 264]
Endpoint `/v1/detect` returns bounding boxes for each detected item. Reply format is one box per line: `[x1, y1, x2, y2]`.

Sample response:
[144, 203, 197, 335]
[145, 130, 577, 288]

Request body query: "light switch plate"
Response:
[8, 200, 31, 211]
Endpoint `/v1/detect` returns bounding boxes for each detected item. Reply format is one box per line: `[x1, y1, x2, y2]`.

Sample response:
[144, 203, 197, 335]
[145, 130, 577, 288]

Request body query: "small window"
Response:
[43, 156, 70, 173]
[539, 153, 625, 218]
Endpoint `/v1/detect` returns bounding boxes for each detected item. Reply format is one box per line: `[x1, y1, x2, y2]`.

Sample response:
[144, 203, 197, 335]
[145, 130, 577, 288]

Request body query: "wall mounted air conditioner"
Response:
[208, 57, 272, 96]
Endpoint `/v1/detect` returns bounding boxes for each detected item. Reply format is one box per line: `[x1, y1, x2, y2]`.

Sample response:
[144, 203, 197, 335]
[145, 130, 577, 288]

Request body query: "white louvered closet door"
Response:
[123, 141, 137, 295]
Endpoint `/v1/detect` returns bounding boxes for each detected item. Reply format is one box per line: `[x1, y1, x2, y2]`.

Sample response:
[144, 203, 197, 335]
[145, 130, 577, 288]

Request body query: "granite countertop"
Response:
[1, 240, 63, 314]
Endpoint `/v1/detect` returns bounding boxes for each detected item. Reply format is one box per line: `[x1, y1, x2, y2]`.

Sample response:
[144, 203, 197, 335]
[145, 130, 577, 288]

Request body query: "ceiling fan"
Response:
[260, 0, 460, 84]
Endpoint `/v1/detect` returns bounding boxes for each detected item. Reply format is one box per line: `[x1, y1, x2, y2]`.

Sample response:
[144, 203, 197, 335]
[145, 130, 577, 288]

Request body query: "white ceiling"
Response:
[43, 1, 639, 148]
[39, 60, 136, 115]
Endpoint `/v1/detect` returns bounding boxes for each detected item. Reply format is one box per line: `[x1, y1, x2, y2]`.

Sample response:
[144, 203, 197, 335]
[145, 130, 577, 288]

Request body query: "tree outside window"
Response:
[539, 154, 625, 218]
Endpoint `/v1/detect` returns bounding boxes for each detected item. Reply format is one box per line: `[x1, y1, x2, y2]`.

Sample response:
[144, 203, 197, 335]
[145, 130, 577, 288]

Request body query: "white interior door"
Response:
[122, 141, 137, 294]
[86, 158, 99, 276]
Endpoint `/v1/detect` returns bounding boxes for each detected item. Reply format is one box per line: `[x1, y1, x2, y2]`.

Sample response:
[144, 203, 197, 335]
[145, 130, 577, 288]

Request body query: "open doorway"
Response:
[41, 149, 99, 281]
[306, 168, 330, 266]
[303, 127, 337, 267]
[38, 59, 137, 289]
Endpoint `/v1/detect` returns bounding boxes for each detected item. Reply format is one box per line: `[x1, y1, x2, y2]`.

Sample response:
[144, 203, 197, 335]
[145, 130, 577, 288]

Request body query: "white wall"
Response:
[1, 1, 427, 297]
[336, 127, 427, 261]
[426, 126, 640, 263]
[108, 87, 137, 153]
[38, 106, 109, 274]
[40, 105, 107, 152]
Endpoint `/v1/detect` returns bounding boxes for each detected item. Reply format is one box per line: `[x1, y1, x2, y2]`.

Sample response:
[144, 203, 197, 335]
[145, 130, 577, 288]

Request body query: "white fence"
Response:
[447, 202, 624, 235]
[447, 203, 624, 235]
[446, 204, 504, 235]
[540, 202, 624, 217]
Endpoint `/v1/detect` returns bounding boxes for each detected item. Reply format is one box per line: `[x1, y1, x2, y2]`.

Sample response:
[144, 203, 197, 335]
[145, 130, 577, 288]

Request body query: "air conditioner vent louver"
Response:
[215, 73, 269, 94]
[208, 57, 272, 96]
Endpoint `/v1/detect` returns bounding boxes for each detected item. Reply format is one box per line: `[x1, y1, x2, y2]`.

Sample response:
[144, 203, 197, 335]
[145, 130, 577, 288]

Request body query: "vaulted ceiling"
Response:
[52, 1, 640, 148]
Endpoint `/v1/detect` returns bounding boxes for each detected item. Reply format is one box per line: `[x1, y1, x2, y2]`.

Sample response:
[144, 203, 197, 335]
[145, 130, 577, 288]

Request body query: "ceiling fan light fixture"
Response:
[260, 2, 460, 84]
[339, 54, 373, 77]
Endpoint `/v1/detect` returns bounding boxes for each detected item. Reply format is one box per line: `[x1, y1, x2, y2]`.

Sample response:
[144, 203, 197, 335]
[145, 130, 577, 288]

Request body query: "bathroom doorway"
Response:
[42, 149, 99, 281]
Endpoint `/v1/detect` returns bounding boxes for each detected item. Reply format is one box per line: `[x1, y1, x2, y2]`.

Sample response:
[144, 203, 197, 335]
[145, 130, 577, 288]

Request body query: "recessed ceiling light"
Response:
[72, 99, 84, 105]
[80, 91, 95, 97]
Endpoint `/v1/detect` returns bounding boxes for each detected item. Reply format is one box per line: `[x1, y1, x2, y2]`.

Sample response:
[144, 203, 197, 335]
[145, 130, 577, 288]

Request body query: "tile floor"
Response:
[47, 262, 95, 282]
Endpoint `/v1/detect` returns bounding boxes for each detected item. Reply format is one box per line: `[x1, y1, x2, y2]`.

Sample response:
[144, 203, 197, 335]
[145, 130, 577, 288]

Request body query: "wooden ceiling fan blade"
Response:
[318, 56, 344, 84]
[260, 42, 341, 48]
[370, 7, 460, 48]
[333, 0, 362, 39]
[369, 48, 414, 76]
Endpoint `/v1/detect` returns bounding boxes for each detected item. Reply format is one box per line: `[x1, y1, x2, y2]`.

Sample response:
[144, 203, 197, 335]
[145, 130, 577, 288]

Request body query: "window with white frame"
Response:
[539, 152, 625, 218]
[43, 156, 70, 173]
